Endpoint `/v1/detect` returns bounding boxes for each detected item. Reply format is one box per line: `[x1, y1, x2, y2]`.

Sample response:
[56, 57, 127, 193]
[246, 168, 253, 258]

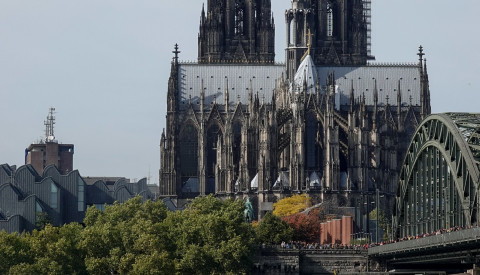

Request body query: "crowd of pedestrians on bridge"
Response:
[276, 241, 366, 250]
[368, 225, 475, 248]
[268, 226, 478, 251]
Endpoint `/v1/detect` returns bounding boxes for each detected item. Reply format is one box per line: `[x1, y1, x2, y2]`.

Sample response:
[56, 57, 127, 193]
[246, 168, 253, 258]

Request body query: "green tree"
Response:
[0, 231, 32, 274]
[8, 263, 41, 275]
[165, 195, 256, 274]
[80, 197, 172, 275]
[35, 212, 51, 230]
[369, 208, 391, 241]
[19, 223, 86, 275]
[255, 212, 293, 244]
[3, 195, 258, 275]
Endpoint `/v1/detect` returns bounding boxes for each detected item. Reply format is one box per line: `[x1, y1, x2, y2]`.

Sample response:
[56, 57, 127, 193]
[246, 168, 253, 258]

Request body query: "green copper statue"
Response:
[244, 198, 254, 223]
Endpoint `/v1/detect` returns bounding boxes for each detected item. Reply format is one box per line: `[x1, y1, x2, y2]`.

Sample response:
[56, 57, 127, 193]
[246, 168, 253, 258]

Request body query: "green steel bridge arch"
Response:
[393, 113, 480, 239]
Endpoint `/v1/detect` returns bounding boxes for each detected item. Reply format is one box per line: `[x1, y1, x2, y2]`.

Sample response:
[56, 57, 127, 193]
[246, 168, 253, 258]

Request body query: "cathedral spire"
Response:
[373, 79, 378, 129]
[349, 79, 355, 114]
[172, 44, 180, 66]
[225, 77, 230, 113]
[418, 45, 424, 70]
[397, 80, 403, 131]
[201, 3, 206, 25]
[361, 92, 366, 114]
[161, 129, 166, 147]
[248, 79, 254, 115]
[397, 80, 402, 107]
[200, 79, 205, 113]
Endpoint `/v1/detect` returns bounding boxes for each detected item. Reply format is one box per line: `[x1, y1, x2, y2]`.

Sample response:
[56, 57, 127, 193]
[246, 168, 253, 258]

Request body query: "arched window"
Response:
[233, 122, 242, 175]
[206, 123, 223, 194]
[50, 182, 58, 209]
[207, 124, 222, 177]
[235, 0, 245, 35]
[305, 113, 319, 170]
[179, 124, 199, 178]
[326, 3, 333, 37]
[289, 19, 295, 45]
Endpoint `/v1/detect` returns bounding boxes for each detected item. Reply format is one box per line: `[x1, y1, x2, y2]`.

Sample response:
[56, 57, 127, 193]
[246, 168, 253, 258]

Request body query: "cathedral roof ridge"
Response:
[366, 62, 418, 68]
[179, 61, 285, 66]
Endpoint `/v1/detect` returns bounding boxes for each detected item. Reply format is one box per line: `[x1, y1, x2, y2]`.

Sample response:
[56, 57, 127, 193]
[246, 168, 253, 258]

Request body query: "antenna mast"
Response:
[44, 107, 57, 143]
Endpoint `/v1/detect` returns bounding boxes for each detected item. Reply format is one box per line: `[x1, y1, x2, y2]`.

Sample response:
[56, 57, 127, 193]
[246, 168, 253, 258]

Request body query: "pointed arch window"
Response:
[235, 0, 246, 35]
[179, 124, 199, 178]
[207, 124, 222, 177]
[327, 3, 333, 37]
[206, 123, 222, 194]
[233, 122, 242, 175]
[50, 182, 58, 209]
[306, 113, 320, 170]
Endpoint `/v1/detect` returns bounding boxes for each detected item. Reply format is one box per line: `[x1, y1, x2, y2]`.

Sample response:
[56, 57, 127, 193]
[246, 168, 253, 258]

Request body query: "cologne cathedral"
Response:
[159, 0, 431, 217]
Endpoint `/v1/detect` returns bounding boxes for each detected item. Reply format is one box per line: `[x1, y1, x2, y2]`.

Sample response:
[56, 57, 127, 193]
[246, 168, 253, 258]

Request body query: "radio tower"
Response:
[44, 107, 57, 143]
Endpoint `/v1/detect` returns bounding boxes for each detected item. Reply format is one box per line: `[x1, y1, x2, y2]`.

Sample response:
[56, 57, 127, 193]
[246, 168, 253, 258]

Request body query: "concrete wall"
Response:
[252, 248, 369, 275]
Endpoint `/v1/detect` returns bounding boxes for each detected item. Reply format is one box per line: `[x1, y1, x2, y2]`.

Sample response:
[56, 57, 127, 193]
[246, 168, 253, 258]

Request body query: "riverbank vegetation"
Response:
[0, 194, 330, 274]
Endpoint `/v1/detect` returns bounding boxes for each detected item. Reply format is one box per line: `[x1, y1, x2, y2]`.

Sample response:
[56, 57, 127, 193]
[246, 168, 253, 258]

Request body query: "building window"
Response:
[179, 124, 199, 178]
[235, 0, 245, 35]
[207, 124, 222, 178]
[78, 178, 85, 212]
[327, 3, 333, 37]
[305, 114, 320, 169]
[233, 122, 242, 175]
[36, 201, 43, 214]
[50, 183, 58, 209]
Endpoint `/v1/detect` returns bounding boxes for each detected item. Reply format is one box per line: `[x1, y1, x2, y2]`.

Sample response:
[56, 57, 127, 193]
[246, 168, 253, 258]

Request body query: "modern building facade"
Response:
[1, 109, 153, 233]
[159, 0, 431, 218]
[0, 164, 153, 233]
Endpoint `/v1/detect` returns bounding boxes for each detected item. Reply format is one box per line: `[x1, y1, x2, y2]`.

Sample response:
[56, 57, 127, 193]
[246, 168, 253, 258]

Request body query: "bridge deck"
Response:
[369, 227, 480, 262]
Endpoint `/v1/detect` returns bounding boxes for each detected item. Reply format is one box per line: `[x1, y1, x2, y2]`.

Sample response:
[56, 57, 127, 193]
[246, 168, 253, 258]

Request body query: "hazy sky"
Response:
[0, 1, 479, 184]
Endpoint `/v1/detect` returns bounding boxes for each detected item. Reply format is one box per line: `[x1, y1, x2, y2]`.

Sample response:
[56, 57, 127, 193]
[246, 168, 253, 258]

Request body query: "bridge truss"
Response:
[393, 113, 480, 239]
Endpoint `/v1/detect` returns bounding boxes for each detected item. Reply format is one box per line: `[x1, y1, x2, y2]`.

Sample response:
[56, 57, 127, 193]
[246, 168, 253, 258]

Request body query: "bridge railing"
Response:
[368, 227, 480, 257]
[260, 244, 367, 255]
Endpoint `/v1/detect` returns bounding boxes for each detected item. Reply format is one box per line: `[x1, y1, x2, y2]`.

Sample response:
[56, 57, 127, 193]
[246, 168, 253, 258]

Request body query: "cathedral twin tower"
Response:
[198, 0, 370, 70]
[160, 0, 430, 217]
[198, 0, 275, 63]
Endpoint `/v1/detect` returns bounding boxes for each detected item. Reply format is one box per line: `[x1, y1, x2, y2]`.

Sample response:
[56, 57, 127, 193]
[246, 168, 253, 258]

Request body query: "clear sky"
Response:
[0, 1, 479, 184]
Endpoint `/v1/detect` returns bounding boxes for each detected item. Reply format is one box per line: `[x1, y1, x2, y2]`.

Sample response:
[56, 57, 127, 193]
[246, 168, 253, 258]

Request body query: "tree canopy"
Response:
[369, 208, 391, 241]
[281, 208, 322, 243]
[0, 195, 257, 275]
[254, 212, 293, 244]
[272, 194, 312, 217]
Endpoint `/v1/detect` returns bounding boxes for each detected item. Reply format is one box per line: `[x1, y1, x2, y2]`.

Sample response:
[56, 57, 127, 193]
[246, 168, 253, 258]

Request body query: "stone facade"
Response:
[252, 248, 371, 274]
[159, 0, 431, 218]
[198, 0, 275, 64]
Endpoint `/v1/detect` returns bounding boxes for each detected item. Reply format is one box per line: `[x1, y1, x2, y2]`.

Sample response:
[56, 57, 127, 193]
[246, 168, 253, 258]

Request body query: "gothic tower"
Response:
[198, 0, 275, 63]
[286, 0, 370, 79]
[161, 1, 430, 222]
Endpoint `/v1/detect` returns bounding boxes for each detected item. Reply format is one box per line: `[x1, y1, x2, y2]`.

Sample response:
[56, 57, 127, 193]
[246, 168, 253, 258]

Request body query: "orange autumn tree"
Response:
[281, 208, 322, 242]
[273, 194, 312, 217]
